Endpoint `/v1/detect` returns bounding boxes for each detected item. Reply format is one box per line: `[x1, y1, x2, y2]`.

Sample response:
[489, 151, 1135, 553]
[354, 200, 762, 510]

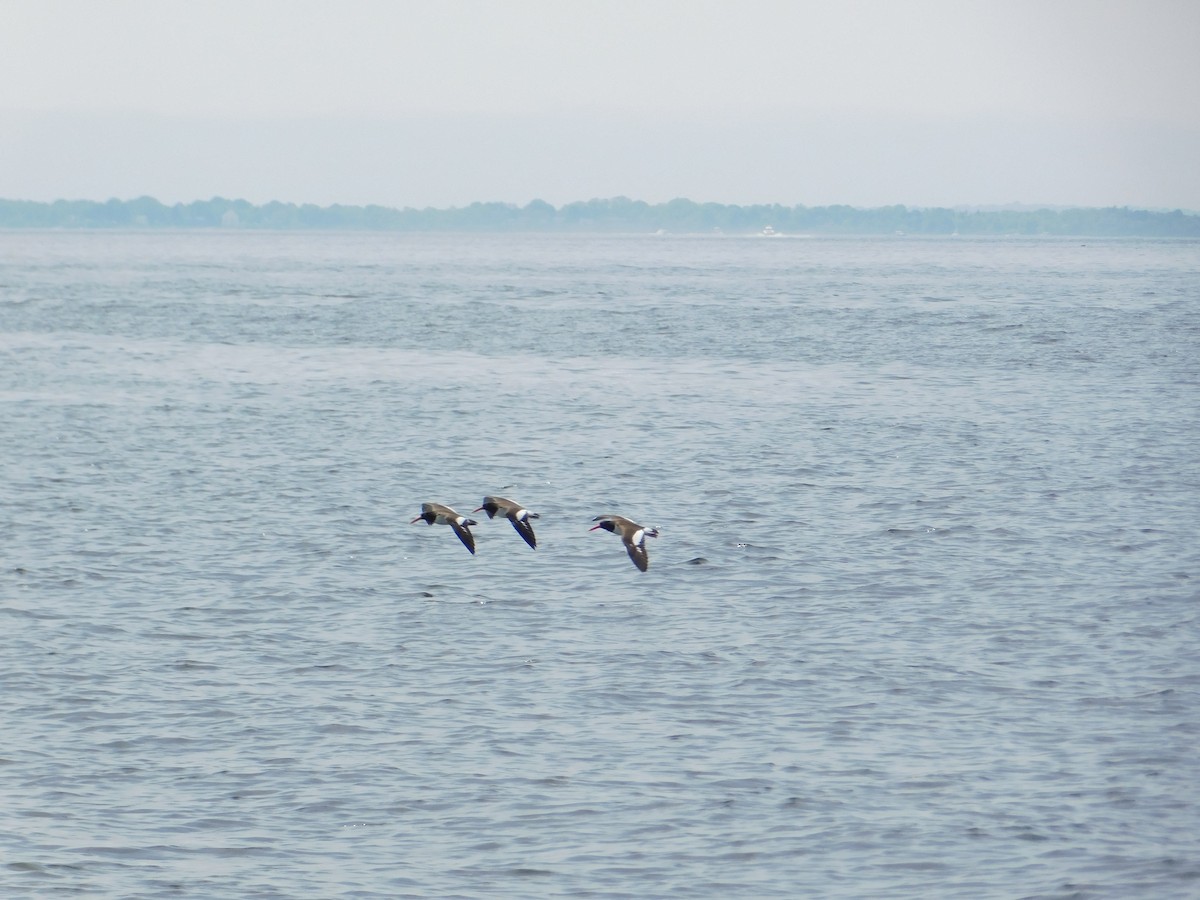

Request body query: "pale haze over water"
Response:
[1, 231, 1198, 897]
[2, 0, 1200, 210]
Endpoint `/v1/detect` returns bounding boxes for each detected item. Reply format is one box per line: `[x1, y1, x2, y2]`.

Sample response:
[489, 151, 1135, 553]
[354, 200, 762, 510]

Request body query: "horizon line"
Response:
[4, 195, 1198, 215]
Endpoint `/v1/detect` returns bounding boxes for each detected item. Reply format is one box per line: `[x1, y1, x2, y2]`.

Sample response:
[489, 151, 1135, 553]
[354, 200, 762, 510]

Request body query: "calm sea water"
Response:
[2, 230, 1198, 898]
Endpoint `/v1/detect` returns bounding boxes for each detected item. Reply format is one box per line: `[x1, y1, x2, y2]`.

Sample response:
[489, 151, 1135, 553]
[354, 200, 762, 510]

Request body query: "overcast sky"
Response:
[3, 0, 1198, 209]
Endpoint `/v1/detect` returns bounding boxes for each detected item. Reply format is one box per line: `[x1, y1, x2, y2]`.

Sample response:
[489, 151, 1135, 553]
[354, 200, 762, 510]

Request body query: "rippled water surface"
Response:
[2, 231, 1199, 898]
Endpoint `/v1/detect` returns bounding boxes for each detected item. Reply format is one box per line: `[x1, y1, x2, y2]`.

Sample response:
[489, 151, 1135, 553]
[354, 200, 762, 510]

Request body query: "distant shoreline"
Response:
[2, 196, 1198, 237]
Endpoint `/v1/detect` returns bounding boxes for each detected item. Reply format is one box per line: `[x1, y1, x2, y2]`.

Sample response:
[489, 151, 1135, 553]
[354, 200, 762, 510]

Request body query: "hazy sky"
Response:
[3, 0, 1199, 209]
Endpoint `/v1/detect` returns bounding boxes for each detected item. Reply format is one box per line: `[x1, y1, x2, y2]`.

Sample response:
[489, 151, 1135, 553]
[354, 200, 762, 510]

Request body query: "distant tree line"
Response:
[1, 195, 1198, 237]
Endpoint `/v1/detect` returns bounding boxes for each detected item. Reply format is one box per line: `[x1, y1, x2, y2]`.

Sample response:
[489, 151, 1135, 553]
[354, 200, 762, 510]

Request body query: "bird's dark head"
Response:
[474, 500, 498, 517]
[589, 519, 615, 534]
[411, 511, 432, 525]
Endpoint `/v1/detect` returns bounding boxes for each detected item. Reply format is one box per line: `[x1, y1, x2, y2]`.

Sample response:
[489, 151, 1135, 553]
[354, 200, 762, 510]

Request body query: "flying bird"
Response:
[474, 496, 539, 549]
[410, 503, 477, 555]
[589, 514, 659, 572]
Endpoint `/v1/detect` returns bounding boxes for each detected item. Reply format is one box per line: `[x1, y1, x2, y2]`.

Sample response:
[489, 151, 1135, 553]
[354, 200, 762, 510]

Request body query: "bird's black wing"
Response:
[624, 539, 649, 572]
[508, 513, 537, 549]
[451, 521, 476, 554]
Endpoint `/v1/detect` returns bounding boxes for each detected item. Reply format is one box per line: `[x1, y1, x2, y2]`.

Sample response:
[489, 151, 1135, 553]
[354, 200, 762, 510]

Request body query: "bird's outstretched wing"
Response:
[451, 521, 476, 554]
[624, 538, 649, 572]
[508, 513, 537, 549]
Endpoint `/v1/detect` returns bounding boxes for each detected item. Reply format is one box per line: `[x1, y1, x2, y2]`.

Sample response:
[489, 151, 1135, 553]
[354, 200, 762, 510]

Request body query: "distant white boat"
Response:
[760, 225, 780, 236]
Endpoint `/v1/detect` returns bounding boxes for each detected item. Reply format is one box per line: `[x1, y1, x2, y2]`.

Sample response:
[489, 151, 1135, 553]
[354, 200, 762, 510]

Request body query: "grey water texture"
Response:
[2, 231, 1198, 898]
